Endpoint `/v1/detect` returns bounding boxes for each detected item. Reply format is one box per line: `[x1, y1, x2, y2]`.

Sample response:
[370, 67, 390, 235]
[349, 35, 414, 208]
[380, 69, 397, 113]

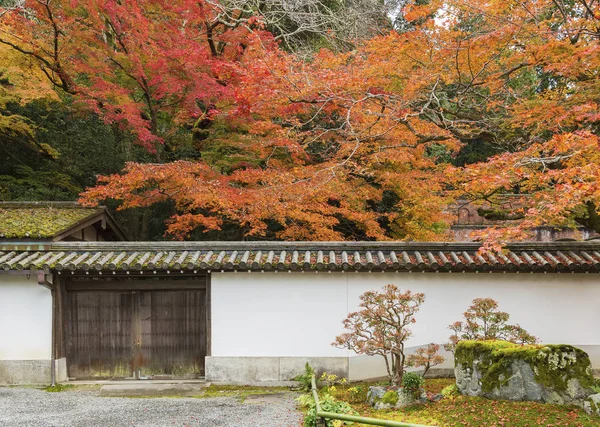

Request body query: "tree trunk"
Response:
[392, 353, 403, 386]
[382, 353, 391, 381]
[575, 201, 600, 233]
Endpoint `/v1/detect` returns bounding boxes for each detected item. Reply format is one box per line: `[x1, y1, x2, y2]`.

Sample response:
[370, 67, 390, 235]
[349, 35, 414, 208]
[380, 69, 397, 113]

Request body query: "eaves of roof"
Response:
[1, 241, 600, 274]
[0, 202, 128, 242]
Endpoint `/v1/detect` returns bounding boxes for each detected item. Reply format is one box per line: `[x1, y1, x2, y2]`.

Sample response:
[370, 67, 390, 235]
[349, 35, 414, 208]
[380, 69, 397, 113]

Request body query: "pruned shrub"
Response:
[402, 371, 425, 398]
[333, 284, 425, 386]
[406, 343, 445, 376]
[444, 298, 537, 353]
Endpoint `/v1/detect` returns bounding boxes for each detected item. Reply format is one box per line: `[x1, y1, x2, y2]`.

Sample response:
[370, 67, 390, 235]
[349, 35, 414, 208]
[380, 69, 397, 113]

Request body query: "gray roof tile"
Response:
[1, 241, 600, 273]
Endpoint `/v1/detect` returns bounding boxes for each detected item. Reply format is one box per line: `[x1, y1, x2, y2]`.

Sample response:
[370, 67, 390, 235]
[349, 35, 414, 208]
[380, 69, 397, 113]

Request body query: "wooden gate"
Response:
[138, 290, 206, 379]
[65, 280, 208, 380]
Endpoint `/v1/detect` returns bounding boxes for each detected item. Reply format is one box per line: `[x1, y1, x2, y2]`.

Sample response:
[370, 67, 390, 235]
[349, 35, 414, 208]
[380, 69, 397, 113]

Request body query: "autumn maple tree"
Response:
[80, 28, 459, 240]
[0, 0, 272, 151]
[0, 41, 58, 151]
[406, 343, 445, 377]
[333, 285, 425, 386]
[2, 0, 599, 243]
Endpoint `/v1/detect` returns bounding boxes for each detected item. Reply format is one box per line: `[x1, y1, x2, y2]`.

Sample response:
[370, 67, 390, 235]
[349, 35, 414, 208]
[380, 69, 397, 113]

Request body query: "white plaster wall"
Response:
[211, 271, 600, 363]
[211, 272, 350, 357]
[347, 272, 600, 349]
[0, 274, 52, 360]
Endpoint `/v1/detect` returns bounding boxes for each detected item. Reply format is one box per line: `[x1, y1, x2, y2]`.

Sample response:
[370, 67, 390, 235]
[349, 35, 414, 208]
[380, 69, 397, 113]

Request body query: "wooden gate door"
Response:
[138, 290, 206, 379]
[66, 291, 135, 379]
[65, 287, 207, 380]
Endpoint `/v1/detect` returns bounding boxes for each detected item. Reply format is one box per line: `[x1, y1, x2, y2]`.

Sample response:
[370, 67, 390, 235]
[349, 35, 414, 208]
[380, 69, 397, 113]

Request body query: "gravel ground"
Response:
[0, 387, 302, 427]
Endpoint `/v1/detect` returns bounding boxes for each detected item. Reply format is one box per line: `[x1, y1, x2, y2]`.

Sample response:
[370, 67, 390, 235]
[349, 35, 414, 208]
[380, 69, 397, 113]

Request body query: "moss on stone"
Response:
[586, 396, 600, 414]
[455, 340, 595, 394]
[381, 390, 399, 406]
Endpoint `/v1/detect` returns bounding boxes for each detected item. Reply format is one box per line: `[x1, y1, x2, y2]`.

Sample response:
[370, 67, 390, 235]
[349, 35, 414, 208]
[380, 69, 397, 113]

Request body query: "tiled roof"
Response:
[0, 202, 104, 239]
[2, 241, 600, 273]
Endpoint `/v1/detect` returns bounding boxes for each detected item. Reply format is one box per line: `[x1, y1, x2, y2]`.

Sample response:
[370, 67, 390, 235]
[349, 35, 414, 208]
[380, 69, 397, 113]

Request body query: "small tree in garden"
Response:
[406, 343, 445, 377]
[444, 298, 538, 353]
[332, 284, 425, 386]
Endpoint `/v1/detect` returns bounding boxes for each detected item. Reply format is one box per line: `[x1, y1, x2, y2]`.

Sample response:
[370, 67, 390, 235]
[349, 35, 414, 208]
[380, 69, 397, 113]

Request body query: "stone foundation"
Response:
[0, 358, 67, 385]
[205, 357, 348, 385]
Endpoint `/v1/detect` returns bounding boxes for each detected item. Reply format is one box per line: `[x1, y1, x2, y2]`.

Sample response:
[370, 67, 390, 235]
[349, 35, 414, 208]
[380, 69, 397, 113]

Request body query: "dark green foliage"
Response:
[0, 95, 176, 240]
[294, 363, 315, 392]
[402, 371, 425, 398]
[0, 167, 80, 201]
[302, 392, 358, 426]
[426, 143, 453, 164]
[451, 139, 499, 166]
[109, 202, 174, 241]
[0, 98, 130, 200]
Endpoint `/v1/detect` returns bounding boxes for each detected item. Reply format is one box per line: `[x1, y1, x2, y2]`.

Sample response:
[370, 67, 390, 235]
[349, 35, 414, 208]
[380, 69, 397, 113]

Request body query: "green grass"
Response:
[106, 384, 292, 400]
[195, 384, 291, 401]
[329, 379, 600, 427]
[44, 384, 74, 392]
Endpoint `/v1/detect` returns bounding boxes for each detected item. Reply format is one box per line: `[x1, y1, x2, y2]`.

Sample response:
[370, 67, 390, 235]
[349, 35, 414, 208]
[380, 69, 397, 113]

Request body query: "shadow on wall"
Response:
[348, 345, 455, 382]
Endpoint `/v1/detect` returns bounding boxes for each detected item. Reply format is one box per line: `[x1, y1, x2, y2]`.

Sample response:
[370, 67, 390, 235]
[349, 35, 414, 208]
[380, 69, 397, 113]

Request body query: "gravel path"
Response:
[0, 388, 302, 427]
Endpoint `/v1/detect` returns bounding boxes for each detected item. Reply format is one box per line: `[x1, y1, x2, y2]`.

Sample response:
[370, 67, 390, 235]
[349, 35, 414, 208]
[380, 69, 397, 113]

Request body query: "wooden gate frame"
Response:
[52, 274, 212, 380]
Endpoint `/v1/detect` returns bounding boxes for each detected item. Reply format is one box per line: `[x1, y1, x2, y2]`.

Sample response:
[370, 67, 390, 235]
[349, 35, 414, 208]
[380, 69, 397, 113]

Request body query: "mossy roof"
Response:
[0, 205, 104, 239]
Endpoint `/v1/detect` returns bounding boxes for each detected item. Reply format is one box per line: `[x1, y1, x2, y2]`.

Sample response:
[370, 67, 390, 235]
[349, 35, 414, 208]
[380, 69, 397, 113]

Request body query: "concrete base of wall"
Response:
[0, 358, 67, 385]
[348, 354, 387, 381]
[347, 346, 456, 381]
[207, 344, 600, 384]
[205, 357, 348, 385]
[423, 368, 455, 379]
[56, 358, 67, 383]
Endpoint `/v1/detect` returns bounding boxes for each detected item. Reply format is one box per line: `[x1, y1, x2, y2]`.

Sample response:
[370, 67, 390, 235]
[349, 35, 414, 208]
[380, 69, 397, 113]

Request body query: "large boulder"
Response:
[455, 341, 596, 407]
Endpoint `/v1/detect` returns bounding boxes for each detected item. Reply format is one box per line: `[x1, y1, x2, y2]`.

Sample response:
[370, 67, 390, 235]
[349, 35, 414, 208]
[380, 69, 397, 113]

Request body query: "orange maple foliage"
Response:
[0, 0, 272, 150]
[0, 44, 57, 102]
[82, 23, 461, 240]
[434, 0, 600, 247]
[3, 0, 599, 242]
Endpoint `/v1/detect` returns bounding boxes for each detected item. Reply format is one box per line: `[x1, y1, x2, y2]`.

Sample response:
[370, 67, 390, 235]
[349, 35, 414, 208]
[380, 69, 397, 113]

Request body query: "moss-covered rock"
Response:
[367, 386, 427, 409]
[454, 340, 595, 408]
[584, 393, 600, 416]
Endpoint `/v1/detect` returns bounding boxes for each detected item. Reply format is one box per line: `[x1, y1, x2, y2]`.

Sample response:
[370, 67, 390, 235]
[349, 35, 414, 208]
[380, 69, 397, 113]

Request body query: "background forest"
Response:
[0, 0, 598, 244]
